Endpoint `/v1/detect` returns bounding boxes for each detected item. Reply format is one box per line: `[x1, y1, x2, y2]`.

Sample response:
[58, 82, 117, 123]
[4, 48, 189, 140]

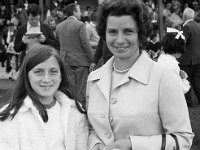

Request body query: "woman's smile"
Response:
[114, 46, 129, 52]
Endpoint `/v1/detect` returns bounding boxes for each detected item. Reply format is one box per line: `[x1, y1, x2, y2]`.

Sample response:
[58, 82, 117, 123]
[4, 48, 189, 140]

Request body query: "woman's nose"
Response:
[116, 33, 125, 44]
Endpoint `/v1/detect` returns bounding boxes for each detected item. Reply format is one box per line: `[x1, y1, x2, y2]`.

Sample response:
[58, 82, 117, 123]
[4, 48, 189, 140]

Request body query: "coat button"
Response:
[105, 131, 111, 139]
[110, 98, 117, 104]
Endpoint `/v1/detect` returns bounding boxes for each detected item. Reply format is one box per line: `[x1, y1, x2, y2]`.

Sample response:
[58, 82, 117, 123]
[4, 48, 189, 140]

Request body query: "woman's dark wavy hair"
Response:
[0, 45, 86, 122]
[162, 32, 184, 54]
[96, 0, 152, 49]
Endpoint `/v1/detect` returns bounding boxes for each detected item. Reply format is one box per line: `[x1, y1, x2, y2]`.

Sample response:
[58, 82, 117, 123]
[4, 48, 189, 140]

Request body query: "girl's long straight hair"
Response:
[0, 45, 86, 122]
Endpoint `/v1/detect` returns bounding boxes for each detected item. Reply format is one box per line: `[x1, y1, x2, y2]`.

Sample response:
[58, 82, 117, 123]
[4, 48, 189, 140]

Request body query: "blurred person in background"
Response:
[14, 3, 59, 68]
[178, 8, 200, 106]
[84, 16, 100, 54]
[16, 3, 28, 26]
[0, 35, 6, 67]
[157, 28, 190, 95]
[56, 3, 94, 107]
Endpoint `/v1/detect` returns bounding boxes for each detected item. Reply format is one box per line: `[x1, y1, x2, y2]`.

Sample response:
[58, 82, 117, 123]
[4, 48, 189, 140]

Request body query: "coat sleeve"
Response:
[41, 24, 60, 50]
[14, 26, 27, 52]
[129, 69, 194, 150]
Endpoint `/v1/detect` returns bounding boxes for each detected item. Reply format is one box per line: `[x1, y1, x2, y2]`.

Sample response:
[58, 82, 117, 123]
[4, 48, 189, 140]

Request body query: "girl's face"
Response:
[28, 56, 61, 104]
[106, 15, 140, 62]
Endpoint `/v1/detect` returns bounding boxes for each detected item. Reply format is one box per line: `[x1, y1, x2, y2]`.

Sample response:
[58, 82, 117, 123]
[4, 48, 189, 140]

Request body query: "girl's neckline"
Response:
[43, 97, 57, 109]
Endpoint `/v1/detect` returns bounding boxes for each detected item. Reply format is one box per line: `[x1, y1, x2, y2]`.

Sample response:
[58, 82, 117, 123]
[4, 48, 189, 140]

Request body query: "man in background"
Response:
[178, 8, 200, 106]
[56, 3, 94, 104]
[14, 3, 59, 67]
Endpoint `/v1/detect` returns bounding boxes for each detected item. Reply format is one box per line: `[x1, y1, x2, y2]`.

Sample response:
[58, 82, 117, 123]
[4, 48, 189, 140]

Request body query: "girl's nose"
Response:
[42, 74, 51, 83]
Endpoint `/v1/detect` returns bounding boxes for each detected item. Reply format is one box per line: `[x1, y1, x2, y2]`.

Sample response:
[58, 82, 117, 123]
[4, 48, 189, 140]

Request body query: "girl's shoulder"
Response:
[0, 114, 19, 147]
[70, 100, 87, 122]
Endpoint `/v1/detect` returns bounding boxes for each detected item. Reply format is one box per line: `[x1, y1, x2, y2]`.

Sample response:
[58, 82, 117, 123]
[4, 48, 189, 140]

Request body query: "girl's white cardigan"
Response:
[0, 91, 89, 150]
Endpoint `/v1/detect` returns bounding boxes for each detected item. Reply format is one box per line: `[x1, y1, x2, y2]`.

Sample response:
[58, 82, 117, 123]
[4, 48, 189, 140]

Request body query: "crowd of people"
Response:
[0, 0, 200, 149]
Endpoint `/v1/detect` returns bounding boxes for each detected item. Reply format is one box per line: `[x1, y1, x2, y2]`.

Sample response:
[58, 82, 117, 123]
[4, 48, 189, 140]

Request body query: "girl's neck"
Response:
[43, 97, 57, 109]
[39, 95, 54, 105]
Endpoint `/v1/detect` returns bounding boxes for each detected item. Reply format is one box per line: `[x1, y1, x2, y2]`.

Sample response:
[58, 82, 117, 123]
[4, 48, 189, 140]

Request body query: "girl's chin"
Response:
[37, 89, 57, 97]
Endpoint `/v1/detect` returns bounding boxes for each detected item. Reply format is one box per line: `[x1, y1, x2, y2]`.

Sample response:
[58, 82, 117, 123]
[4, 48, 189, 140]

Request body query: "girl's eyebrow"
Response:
[32, 67, 59, 70]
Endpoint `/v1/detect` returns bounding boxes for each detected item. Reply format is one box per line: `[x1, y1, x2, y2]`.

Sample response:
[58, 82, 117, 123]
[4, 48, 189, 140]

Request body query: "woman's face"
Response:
[106, 15, 140, 61]
[28, 56, 61, 103]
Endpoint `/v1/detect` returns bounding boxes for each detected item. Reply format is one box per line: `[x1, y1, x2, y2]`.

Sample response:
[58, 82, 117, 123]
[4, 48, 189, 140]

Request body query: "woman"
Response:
[0, 45, 88, 150]
[86, 0, 194, 150]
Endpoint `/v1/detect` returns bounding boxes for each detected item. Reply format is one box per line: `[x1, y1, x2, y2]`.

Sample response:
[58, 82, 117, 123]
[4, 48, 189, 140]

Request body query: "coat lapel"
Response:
[88, 57, 114, 102]
[97, 58, 114, 102]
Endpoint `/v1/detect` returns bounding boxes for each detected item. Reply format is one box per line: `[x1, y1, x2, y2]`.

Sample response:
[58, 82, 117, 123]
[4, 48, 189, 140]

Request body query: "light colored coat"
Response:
[0, 91, 89, 150]
[86, 51, 194, 150]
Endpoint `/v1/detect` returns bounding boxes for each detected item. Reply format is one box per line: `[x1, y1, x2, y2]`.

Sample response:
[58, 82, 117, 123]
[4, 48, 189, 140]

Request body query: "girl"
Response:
[0, 45, 88, 150]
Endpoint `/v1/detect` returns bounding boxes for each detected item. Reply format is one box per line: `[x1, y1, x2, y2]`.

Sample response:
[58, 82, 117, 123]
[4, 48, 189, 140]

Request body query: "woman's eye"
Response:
[50, 70, 59, 74]
[107, 29, 117, 35]
[124, 29, 135, 35]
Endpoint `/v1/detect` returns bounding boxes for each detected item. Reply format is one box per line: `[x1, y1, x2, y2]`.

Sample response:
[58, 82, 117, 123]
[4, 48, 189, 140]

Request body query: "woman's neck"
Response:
[114, 51, 140, 71]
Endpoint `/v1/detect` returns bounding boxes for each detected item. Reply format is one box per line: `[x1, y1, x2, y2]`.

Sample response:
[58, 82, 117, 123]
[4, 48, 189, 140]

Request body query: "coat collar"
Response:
[183, 19, 193, 26]
[87, 51, 153, 102]
[127, 51, 153, 84]
[88, 51, 153, 85]
[18, 91, 72, 113]
[67, 16, 77, 21]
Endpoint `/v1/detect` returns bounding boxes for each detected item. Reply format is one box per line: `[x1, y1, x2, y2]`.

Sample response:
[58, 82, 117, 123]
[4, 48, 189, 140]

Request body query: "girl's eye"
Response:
[34, 70, 43, 75]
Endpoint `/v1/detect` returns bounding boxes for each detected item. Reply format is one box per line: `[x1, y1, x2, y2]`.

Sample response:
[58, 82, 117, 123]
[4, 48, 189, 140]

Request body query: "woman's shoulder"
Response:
[88, 57, 114, 82]
[149, 56, 176, 78]
[88, 67, 101, 79]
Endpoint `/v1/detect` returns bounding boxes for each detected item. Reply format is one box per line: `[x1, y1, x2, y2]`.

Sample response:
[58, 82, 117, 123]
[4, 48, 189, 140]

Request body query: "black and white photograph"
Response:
[0, 0, 200, 150]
